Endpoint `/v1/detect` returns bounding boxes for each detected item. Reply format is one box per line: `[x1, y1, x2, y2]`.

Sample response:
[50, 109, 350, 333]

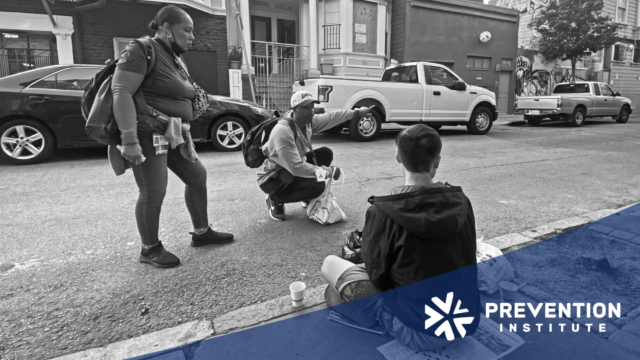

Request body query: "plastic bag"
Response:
[307, 171, 347, 225]
[476, 237, 514, 295]
[341, 230, 363, 264]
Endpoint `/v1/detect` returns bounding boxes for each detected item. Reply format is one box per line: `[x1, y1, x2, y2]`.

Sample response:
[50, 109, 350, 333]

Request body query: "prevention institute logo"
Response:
[425, 292, 475, 340]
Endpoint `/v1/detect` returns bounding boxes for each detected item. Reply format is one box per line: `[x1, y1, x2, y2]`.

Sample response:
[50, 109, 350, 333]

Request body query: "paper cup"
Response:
[289, 281, 306, 307]
[499, 281, 518, 301]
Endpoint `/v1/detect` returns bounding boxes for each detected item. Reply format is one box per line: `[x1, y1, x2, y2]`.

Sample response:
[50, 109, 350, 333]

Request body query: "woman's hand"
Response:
[120, 143, 146, 165]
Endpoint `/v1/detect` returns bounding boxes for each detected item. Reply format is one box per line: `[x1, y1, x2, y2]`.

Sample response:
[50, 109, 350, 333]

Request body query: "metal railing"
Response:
[251, 41, 310, 112]
[0, 54, 58, 78]
[323, 24, 341, 50]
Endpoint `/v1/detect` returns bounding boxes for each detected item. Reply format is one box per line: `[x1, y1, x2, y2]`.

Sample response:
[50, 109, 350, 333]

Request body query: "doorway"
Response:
[498, 72, 511, 114]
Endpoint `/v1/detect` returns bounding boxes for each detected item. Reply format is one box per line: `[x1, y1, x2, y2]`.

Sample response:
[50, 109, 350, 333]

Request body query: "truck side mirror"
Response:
[454, 81, 467, 91]
[614, 92, 621, 96]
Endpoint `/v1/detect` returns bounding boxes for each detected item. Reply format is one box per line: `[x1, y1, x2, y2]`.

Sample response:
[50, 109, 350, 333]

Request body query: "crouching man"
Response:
[321, 124, 480, 351]
[258, 90, 372, 221]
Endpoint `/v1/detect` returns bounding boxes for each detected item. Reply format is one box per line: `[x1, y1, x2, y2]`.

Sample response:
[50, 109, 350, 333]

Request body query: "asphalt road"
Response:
[1, 115, 640, 359]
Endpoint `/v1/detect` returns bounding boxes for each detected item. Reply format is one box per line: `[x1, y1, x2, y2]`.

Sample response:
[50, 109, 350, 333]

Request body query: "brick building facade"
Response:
[0, 0, 229, 95]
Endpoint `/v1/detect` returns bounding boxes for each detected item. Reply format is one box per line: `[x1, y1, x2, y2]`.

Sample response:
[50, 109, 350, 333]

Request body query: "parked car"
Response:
[292, 61, 498, 141]
[0, 65, 270, 165]
[515, 81, 633, 126]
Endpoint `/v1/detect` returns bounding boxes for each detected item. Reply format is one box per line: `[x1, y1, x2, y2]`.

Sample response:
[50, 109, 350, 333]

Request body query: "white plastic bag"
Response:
[476, 237, 514, 295]
[307, 171, 347, 225]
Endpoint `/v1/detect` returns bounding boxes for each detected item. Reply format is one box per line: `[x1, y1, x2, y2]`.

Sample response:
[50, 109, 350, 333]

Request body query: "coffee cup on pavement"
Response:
[289, 281, 306, 308]
[499, 281, 518, 301]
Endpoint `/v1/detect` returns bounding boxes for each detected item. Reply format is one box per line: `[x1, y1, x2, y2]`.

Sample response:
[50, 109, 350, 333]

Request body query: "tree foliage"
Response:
[535, 0, 617, 76]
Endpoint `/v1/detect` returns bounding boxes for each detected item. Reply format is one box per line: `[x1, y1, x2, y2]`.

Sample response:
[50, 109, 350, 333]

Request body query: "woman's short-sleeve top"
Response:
[115, 39, 196, 122]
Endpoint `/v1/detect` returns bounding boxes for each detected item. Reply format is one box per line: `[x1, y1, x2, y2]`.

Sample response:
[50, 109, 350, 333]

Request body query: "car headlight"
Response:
[250, 106, 269, 117]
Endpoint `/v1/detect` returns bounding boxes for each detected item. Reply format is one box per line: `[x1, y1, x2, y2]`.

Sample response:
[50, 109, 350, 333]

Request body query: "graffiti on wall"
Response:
[489, 0, 549, 50]
[516, 53, 587, 97]
[520, 0, 549, 49]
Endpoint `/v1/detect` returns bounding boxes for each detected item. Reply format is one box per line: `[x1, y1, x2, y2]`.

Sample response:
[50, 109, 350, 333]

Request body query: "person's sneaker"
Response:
[190, 225, 234, 247]
[266, 195, 285, 221]
[301, 200, 311, 209]
[139, 241, 180, 268]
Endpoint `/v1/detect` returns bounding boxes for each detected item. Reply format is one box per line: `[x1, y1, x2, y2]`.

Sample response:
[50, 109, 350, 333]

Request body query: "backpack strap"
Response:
[286, 119, 298, 143]
[133, 36, 156, 75]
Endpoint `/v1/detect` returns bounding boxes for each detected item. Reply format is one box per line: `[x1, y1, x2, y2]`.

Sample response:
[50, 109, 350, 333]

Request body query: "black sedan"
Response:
[0, 64, 270, 165]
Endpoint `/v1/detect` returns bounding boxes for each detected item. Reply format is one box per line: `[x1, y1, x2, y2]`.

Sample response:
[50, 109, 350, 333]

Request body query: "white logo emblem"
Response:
[425, 292, 475, 340]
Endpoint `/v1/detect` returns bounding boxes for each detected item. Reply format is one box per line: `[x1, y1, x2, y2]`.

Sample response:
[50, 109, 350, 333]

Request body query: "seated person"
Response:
[257, 90, 373, 221]
[321, 124, 480, 351]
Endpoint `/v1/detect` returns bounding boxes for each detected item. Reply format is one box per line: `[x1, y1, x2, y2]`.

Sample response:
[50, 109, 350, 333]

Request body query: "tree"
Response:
[535, 0, 617, 78]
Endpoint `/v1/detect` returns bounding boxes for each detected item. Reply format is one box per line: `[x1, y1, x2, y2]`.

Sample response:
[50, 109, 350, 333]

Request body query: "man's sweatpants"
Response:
[259, 147, 333, 204]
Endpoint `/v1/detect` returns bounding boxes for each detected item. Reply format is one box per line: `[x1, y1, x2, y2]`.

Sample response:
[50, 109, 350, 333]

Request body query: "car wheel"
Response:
[349, 110, 381, 142]
[0, 119, 56, 165]
[466, 107, 493, 135]
[210, 116, 248, 152]
[323, 123, 346, 134]
[570, 108, 585, 127]
[525, 115, 542, 126]
[616, 106, 630, 124]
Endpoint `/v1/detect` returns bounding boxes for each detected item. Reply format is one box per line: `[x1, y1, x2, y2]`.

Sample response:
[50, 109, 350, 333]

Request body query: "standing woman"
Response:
[112, 5, 233, 268]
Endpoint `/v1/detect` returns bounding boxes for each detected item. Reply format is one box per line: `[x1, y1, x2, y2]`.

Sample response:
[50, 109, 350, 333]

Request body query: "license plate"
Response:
[529, 110, 540, 115]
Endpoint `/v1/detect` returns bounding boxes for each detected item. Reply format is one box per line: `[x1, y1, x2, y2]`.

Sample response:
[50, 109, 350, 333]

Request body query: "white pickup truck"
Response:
[516, 81, 633, 127]
[292, 62, 498, 141]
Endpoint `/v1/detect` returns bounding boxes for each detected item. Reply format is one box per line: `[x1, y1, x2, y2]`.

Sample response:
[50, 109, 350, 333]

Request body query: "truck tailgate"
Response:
[517, 96, 559, 110]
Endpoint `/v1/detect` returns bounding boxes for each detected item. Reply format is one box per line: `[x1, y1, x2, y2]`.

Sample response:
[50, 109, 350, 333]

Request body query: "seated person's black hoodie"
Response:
[362, 183, 481, 339]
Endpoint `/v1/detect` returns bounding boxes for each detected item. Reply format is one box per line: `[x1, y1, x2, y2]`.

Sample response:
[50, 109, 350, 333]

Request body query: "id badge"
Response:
[152, 133, 169, 155]
[315, 168, 327, 182]
[152, 134, 169, 146]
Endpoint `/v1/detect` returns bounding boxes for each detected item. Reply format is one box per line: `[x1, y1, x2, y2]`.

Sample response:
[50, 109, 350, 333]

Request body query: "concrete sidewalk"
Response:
[54, 202, 640, 360]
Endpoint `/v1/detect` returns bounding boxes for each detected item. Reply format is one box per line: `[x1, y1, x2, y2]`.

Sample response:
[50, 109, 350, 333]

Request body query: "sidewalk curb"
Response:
[51, 203, 638, 360]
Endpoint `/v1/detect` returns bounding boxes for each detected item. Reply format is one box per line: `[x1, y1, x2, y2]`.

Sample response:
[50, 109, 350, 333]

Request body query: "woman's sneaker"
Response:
[190, 226, 234, 247]
[266, 195, 285, 221]
[139, 241, 180, 268]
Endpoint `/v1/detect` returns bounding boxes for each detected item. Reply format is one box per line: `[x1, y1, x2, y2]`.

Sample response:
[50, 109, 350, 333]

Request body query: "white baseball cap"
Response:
[291, 90, 320, 108]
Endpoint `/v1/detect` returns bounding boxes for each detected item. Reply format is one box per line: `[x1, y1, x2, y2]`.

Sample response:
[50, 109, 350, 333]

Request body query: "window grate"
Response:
[323, 24, 341, 50]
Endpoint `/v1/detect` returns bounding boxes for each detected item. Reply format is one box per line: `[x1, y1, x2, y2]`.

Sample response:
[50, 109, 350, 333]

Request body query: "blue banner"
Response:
[130, 203, 640, 360]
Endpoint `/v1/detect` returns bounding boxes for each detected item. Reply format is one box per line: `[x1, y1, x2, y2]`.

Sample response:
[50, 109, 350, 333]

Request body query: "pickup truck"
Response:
[515, 81, 633, 127]
[292, 62, 498, 141]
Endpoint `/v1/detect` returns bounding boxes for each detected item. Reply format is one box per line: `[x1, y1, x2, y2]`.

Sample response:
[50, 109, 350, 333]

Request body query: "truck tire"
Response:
[466, 107, 493, 135]
[524, 115, 542, 126]
[349, 110, 381, 142]
[570, 107, 585, 127]
[615, 106, 630, 124]
[0, 118, 56, 165]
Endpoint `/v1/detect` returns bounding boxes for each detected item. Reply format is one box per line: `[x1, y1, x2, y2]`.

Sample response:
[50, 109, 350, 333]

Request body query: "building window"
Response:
[501, 59, 513, 68]
[0, 31, 58, 77]
[612, 44, 626, 62]
[616, 0, 628, 23]
[467, 56, 491, 70]
[323, 24, 341, 50]
[633, 47, 640, 64]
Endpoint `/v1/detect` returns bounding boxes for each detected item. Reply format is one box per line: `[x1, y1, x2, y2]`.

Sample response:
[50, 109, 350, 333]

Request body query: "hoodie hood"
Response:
[369, 186, 469, 240]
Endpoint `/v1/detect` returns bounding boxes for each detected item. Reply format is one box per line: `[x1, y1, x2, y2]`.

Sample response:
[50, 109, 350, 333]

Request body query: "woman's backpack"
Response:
[82, 37, 156, 145]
